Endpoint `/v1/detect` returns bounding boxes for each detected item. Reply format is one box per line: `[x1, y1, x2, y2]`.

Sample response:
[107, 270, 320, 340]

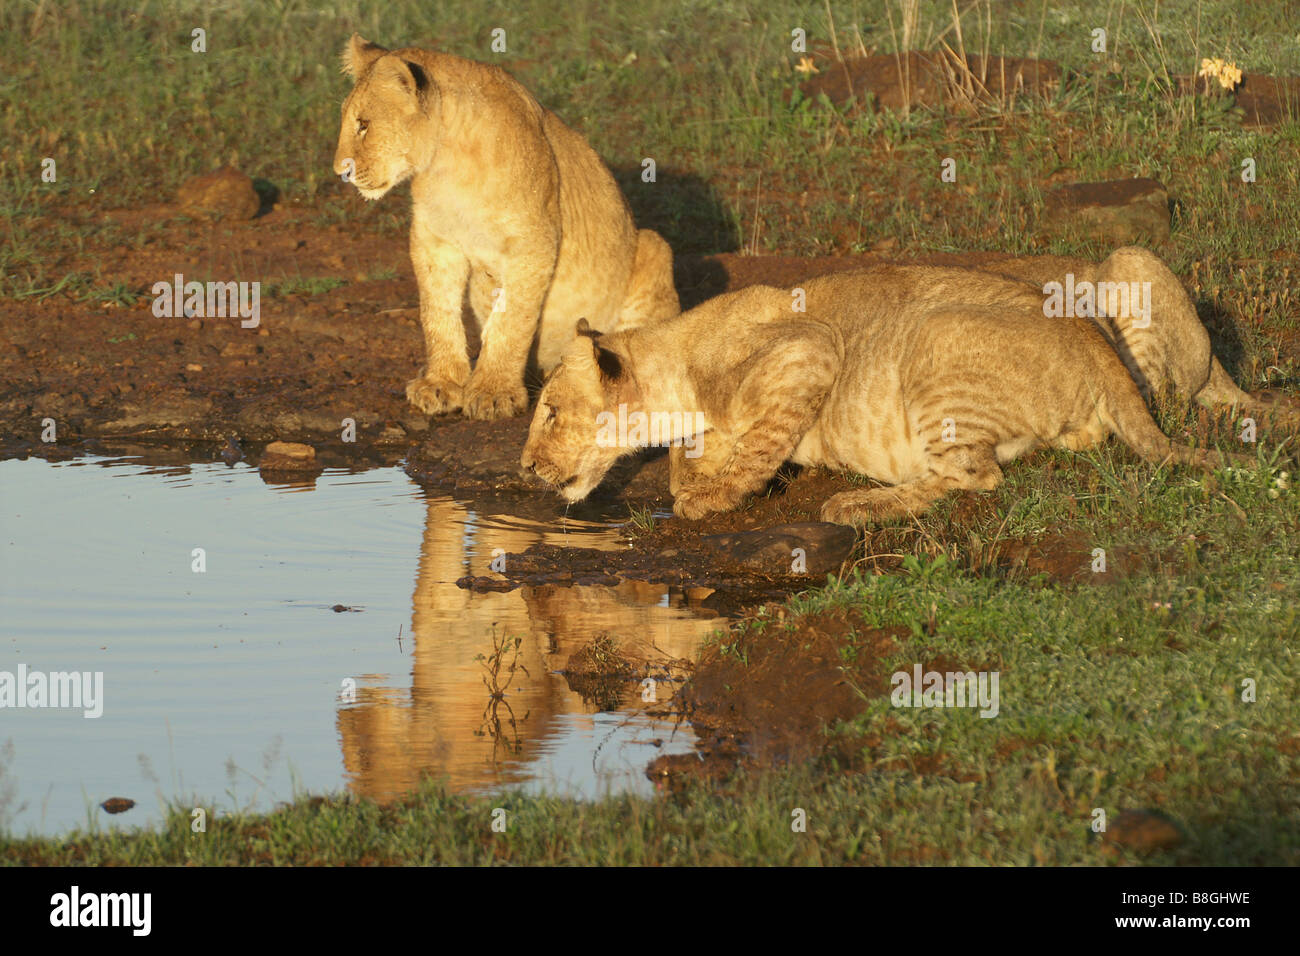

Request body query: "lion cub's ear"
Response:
[572, 319, 621, 381]
[371, 57, 430, 104]
[341, 33, 388, 79]
[595, 345, 623, 383]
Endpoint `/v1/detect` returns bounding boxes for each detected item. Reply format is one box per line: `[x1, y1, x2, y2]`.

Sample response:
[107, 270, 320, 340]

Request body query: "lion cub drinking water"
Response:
[332, 34, 679, 420]
[521, 248, 1251, 526]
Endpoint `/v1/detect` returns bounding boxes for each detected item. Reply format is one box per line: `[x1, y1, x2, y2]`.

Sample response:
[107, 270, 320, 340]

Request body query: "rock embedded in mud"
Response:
[103, 395, 214, 432]
[259, 440, 319, 473]
[177, 166, 261, 220]
[700, 521, 856, 577]
[1231, 73, 1300, 126]
[1101, 809, 1185, 855]
[645, 751, 735, 793]
[1040, 177, 1171, 244]
[798, 52, 1062, 111]
[1174, 71, 1300, 127]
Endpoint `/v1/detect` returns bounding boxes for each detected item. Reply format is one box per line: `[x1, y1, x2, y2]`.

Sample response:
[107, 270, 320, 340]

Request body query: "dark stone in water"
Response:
[100, 797, 135, 814]
[220, 436, 244, 465]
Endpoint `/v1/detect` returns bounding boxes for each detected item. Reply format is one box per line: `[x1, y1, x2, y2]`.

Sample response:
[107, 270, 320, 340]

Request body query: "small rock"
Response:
[220, 436, 243, 465]
[100, 797, 135, 814]
[103, 396, 213, 431]
[177, 166, 261, 220]
[185, 363, 203, 372]
[701, 522, 857, 576]
[646, 752, 733, 794]
[220, 341, 258, 358]
[1102, 809, 1184, 855]
[259, 441, 318, 473]
[1040, 177, 1171, 244]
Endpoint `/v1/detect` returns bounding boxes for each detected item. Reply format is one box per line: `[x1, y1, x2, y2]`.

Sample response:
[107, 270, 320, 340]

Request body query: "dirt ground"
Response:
[0, 203, 1031, 552]
[0, 202, 1028, 465]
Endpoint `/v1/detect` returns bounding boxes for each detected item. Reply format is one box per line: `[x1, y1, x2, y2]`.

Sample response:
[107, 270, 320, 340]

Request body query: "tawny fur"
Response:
[332, 34, 680, 421]
[521, 248, 1260, 526]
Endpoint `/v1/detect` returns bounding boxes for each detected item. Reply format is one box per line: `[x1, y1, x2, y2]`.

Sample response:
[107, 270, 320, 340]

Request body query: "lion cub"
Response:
[521, 249, 1252, 526]
[332, 34, 679, 420]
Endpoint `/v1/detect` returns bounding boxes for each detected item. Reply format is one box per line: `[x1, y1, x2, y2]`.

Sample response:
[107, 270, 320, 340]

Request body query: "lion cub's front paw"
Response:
[406, 374, 465, 416]
[462, 372, 528, 420]
[672, 480, 742, 521]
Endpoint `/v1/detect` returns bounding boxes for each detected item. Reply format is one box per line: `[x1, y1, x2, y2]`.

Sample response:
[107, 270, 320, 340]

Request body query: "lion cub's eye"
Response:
[545, 405, 558, 423]
[356, 119, 369, 136]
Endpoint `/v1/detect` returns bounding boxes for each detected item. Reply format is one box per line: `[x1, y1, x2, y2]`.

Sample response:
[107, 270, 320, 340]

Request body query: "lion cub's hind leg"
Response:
[616, 229, 681, 330]
[821, 444, 1003, 527]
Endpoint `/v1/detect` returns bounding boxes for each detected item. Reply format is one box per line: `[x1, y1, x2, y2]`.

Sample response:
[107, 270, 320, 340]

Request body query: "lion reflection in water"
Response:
[336, 496, 718, 799]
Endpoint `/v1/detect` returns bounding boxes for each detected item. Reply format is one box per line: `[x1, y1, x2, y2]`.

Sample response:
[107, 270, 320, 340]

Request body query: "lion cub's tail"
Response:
[1196, 356, 1300, 432]
[1102, 356, 1252, 471]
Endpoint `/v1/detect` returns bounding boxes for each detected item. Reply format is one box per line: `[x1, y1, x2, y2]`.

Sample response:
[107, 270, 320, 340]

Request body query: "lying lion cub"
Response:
[521, 248, 1254, 526]
[332, 34, 679, 420]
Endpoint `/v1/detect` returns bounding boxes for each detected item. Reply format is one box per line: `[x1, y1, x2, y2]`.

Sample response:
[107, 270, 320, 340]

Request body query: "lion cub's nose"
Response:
[521, 451, 536, 473]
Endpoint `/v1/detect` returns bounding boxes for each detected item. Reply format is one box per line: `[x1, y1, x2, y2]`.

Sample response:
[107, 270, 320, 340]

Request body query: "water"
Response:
[0, 453, 723, 836]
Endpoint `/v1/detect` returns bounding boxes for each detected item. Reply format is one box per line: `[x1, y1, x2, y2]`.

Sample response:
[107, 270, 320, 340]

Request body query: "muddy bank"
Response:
[646, 603, 1004, 792]
[0, 199, 1032, 469]
[453, 455, 1201, 603]
[8, 202, 1284, 478]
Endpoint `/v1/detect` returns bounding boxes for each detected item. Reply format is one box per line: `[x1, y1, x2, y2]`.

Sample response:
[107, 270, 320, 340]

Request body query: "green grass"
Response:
[265, 276, 348, 297]
[624, 503, 659, 535]
[4, 2, 1298, 248]
[0, 769, 1034, 866]
[792, 528, 1299, 865]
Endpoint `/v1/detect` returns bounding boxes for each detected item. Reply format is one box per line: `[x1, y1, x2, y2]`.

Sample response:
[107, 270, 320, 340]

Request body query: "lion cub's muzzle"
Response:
[520, 449, 576, 490]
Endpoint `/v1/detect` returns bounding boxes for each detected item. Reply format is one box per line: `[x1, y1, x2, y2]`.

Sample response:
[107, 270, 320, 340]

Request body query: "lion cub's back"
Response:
[530, 100, 645, 367]
[795, 268, 1066, 482]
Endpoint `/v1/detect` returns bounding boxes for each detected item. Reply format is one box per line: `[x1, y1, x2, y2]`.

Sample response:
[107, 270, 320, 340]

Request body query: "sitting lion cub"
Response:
[332, 34, 679, 420]
[521, 248, 1255, 526]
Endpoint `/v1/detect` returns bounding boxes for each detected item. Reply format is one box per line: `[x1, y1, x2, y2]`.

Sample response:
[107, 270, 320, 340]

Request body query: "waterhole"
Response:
[0, 453, 723, 835]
